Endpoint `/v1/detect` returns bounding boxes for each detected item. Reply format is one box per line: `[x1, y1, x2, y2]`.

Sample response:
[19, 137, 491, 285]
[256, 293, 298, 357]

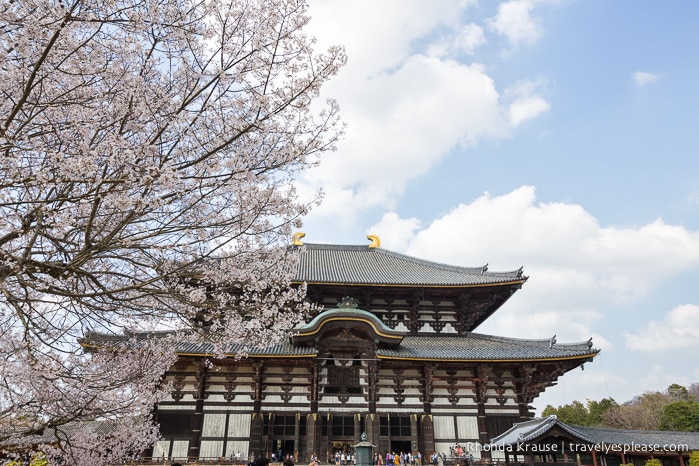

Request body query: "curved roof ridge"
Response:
[299, 242, 523, 275]
[293, 243, 527, 286]
[491, 416, 597, 446]
[467, 332, 596, 351]
[382, 334, 599, 361]
[574, 424, 699, 435]
[301, 307, 399, 334]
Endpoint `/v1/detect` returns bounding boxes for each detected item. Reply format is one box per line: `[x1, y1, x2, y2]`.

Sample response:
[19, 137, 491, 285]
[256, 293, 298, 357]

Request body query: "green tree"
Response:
[587, 398, 618, 425]
[602, 391, 669, 430]
[688, 451, 699, 466]
[541, 398, 617, 426]
[667, 383, 690, 401]
[659, 400, 699, 431]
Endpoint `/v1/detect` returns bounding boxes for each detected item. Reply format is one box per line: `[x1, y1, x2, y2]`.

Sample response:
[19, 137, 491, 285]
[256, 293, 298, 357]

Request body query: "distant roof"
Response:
[491, 415, 699, 450]
[292, 243, 526, 287]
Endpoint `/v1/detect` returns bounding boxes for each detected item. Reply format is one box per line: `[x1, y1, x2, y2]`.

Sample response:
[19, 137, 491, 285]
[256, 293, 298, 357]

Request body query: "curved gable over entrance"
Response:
[291, 299, 406, 348]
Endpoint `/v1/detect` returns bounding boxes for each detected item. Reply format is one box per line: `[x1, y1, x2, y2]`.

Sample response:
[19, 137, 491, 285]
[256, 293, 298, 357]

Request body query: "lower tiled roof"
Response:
[375, 334, 597, 361]
[174, 333, 597, 362]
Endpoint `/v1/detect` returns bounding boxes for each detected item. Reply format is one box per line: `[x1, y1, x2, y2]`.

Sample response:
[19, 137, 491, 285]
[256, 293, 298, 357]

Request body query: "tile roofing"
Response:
[292, 243, 526, 286]
[491, 416, 699, 449]
[174, 332, 597, 361]
[574, 425, 699, 449]
[375, 334, 596, 361]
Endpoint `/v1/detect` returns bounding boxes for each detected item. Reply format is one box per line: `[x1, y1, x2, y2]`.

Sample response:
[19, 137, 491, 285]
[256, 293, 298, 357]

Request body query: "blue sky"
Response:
[297, 0, 699, 413]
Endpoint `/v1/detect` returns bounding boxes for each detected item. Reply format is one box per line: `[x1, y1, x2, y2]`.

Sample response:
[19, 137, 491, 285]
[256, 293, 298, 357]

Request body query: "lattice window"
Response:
[325, 365, 362, 394]
[331, 415, 356, 437]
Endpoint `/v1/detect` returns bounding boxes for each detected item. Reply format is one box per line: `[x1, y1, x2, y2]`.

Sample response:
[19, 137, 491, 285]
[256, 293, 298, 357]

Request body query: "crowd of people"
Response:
[168, 442, 475, 466]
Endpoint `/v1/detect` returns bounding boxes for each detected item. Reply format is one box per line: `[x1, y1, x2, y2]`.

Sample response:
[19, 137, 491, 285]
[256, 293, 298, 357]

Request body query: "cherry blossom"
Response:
[0, 0, 344, 463]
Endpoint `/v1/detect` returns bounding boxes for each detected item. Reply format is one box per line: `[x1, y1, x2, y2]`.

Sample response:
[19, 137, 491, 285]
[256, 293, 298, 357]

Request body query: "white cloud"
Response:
[301, 2, 553, 231]
[491, 306, 609, 346]
[508, 95, 550, 126]
[533, 368, 627, 413]
[624, 304, 699, 351]
[368, 212, 421, 252]
[428, 23, 488, 57]
[632, 71, 664, 87]
[454, 23, 488, 54]
[504, 79, 551, 125]
[486, 0, 543, 47]
[360, 187, 699, 346]
[403, 187, 699, 298]
[307, 0, 469, 77]
[300, 56, 510, 217]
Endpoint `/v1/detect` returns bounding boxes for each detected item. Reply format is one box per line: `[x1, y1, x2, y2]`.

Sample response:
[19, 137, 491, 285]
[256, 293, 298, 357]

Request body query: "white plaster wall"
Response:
[433, 415, 455, 439]
[226, 441, 250, 460]
[202, 413, 227, 437]
[227, 412, 251, 437]
[456, 416, 478, 440]
[153, 440, 170, 459]
[172, 440, 189, 460]
[200, 440, 224, 459]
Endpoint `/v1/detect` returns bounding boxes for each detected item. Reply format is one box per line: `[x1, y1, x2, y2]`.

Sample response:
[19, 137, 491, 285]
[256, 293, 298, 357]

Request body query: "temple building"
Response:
[152, 235, 599, 463]
[491, 415, 698, 466]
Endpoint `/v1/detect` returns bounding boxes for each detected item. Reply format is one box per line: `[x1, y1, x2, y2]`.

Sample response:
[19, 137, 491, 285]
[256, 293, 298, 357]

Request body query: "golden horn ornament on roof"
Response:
[291, 231, 305, 246]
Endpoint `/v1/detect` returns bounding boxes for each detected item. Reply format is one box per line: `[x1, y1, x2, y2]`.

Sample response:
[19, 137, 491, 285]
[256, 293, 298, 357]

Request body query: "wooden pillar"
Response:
[410, 414, 419, 454]
[250, 413, 264, 460]
[476, 399, 491, 459]
[327, 413, 333, 463]
[187, 362, 207, 461]
[247, 361, 266, 461]
[473, 366, 492, 460]
[368, 361, 379, 414]
[311, 362, 320, 414]
[366, 413, 380, 450]
[592, 450, 598, 466]
[420, 415, 435, 459]
[295, 413, 301, 461]
[422, 365, 434, 415]
[679, 453, 686, 466]
[306, 413, 320, 462]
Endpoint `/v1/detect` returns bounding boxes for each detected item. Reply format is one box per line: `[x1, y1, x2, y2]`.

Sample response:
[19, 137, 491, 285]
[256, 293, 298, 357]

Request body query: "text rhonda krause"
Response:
[468, 442, 690, 454]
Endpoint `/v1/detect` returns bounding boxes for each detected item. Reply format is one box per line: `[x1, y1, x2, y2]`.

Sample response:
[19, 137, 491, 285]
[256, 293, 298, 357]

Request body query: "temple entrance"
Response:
[272, 439, 295, 462]
[390, 441, 412, 456]
[332, 440, 354, 453]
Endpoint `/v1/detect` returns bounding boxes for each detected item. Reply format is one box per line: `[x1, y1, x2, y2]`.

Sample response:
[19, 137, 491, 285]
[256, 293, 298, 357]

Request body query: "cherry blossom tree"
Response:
[0, 0, 345, 463]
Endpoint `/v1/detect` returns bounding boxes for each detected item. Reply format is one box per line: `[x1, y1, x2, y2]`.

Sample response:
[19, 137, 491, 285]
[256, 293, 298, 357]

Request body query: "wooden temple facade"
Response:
[152, 237, 599, 463]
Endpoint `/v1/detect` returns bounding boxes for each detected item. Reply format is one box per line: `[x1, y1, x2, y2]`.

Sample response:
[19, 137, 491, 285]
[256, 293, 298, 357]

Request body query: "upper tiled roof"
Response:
[292, 243, 526, 286]
[376, 334, 596, 361]
[491, 416, 699, 449]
